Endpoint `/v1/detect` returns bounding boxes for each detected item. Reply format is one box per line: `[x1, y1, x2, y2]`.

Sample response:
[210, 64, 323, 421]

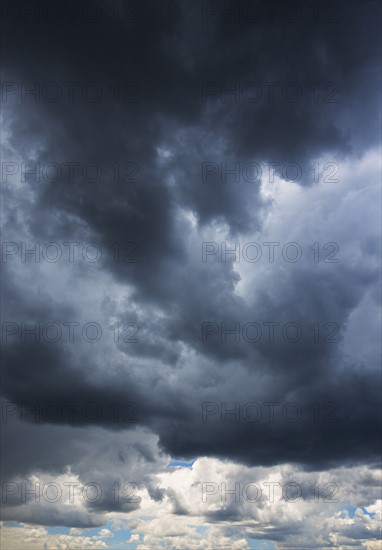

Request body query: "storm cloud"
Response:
[1, 1, 381, 548]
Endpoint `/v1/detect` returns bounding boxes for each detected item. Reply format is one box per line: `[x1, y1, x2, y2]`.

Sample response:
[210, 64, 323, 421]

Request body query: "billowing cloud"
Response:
[1, 0, 380, 547]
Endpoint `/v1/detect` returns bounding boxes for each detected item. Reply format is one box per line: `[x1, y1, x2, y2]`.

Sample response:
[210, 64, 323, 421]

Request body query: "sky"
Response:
[0, 0, 381, 548]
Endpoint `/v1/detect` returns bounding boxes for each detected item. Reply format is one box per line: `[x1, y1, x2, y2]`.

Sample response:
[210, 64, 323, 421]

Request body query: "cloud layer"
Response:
[1, 1, 381, 548]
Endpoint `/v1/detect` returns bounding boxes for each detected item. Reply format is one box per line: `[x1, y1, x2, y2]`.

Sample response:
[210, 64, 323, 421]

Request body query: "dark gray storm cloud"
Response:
[1, 0, 381, 524]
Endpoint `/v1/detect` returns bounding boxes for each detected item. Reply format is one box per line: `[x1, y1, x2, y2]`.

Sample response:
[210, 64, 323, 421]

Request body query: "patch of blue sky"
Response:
[167, 459, 195, 468]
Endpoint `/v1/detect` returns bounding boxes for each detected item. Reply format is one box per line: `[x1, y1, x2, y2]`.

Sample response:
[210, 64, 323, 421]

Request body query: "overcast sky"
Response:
[1, 1, 381, 549]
